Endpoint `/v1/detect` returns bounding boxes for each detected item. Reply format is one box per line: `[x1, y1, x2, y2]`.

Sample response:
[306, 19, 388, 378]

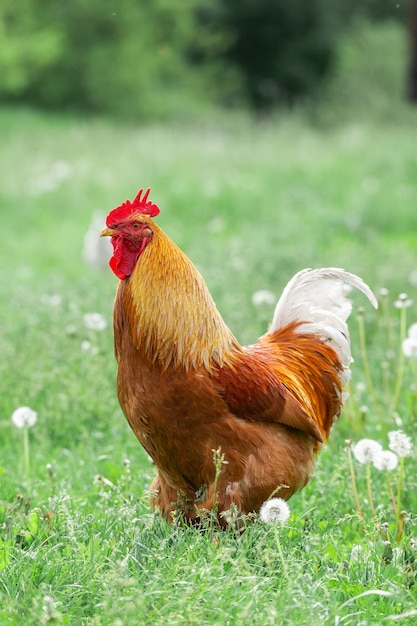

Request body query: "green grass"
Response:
[1, 105, 417, 624]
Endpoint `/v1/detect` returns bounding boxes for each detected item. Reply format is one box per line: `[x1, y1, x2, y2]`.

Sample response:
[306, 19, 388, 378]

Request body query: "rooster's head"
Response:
[101, 188, 160, 280]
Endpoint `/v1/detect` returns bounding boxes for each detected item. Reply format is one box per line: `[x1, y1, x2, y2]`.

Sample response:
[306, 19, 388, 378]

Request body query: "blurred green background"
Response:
[1, 0, 416, 121]
[2, 5, 417, 623]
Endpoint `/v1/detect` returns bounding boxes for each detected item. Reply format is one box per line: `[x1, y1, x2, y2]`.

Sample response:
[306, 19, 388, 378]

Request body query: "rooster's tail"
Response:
[269, 268, 378, 385]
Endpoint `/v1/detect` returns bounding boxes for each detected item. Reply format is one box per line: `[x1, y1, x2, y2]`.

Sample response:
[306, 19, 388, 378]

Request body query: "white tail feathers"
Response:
[270, 268, 378, 384]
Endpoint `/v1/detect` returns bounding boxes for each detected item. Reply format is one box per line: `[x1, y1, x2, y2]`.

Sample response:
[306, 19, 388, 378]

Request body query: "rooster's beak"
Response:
[101, 227, 116, 237]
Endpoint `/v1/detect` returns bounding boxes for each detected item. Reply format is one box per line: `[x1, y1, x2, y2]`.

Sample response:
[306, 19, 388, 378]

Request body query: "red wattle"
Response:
[109, 255, 127, 280]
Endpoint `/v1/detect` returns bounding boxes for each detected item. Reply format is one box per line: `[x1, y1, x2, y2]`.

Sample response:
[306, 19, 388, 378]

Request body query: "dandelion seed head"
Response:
[353, 438, 382, 464]
[393, 412, 403, 428]
[11, 406, 37, 429]
[350, 544, 364, 562]
[83, 312, 107, 331]
[388, 430, 413, 458]
[252, 289, 276, 307]
[220, 503, 239, 526]
[208, 217, 225, 234]
[41, 593, 61, 620]
[81, 340, 99, 355]
[407, 323, 417, 340]
[27, 160, 72, 196]
[42, 596, 53, 612]
[394, 293, 413, 309]
[401, 337, 417, 357]
[41, 294, 62, 307]
[409, 270, 417, 287]
[402, 324, 417, 358]
[259, 498, 290, 525]
[373, 450, 398, 472]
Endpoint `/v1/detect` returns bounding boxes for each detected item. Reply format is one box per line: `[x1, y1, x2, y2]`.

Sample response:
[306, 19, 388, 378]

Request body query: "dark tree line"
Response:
[409, 0, 417, 101]
[0, 0, 410, 118]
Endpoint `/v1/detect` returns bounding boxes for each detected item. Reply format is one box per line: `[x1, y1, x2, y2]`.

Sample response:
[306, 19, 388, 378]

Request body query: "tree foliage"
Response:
[0, 0, 408, 118]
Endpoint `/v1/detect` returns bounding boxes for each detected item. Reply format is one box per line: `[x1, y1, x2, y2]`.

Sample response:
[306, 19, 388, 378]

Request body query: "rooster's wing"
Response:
[214, 321, 344, 444]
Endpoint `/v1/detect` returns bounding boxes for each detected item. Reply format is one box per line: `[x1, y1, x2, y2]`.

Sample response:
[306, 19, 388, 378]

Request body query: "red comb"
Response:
[106, 187, 160, 226]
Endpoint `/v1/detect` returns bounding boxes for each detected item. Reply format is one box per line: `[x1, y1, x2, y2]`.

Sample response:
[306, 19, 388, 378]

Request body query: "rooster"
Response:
[101, 188, 377, 526]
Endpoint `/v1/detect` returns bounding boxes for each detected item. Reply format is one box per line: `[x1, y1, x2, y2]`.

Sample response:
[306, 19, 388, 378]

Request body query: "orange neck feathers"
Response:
[122, 223, 241, 371]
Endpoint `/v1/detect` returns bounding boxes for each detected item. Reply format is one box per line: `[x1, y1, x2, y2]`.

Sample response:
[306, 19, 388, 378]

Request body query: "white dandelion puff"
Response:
[83, 312, 107, 331]
[352, 439, 382, 464]
[259, 498, 290, 525]
[27, 160, 72, 196]
[350, 544, 365, 562]
[394, 293, 413, 309]
[402, 323, 417, 357]
[409, 270, 417, 287]
[393, 412, 403, 428]
[402, 337, 417, 358]
[41, 294, 62, 307]
[11, 406, 37, 429]
[373, 450, 398, 472]
[252, 290, 276, 307]
[81, 340, 99, 355]
[407, 323, 417, 340]
[388, 430, 413, 458]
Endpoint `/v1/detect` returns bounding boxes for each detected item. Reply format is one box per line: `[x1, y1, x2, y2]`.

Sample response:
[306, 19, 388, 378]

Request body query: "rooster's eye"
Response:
[131, 222, 141, 229]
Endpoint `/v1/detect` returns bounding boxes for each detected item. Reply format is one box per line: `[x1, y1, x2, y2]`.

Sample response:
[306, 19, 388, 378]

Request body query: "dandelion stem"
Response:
[386, 472, 397, 514]
[406, 358, 417, 424]
[23, 425, 30, 485]
[357, 310, 380, 419]
[381, 362, 391, 402]
[397, 511, 406, 546]
[274, 527, 288, 578]
[380, 292, 396, 373]
[395, 457, 404, 542]
[366, 464, 377, 520]
[392, 305, 408, 410]
[346, 443, 367, 533]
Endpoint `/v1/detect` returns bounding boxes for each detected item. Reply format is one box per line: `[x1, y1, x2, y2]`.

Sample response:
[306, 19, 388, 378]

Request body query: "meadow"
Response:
[1, 103, 417, 624]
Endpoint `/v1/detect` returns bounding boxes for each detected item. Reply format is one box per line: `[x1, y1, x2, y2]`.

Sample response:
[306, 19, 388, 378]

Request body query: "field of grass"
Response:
[1, 105, 417, 624]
